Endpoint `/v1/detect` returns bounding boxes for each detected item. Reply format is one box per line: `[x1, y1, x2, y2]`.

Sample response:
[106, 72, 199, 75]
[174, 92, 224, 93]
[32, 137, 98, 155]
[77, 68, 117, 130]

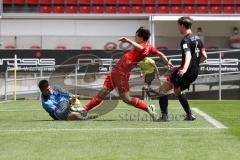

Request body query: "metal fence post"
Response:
[39, 68, 43, 100]
[219, 52, 222, 101]
[4, 69, 8, 101]
[75, 65, 78, 95]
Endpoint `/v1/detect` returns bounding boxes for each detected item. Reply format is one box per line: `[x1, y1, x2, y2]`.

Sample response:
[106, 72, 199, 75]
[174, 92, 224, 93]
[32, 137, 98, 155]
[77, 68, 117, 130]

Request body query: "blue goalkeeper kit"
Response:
[41, 86, 72, 120]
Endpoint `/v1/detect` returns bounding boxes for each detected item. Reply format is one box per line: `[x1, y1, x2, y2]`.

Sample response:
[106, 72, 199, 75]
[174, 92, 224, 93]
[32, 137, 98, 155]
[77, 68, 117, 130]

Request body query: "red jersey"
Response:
[114, 43, 159, 73]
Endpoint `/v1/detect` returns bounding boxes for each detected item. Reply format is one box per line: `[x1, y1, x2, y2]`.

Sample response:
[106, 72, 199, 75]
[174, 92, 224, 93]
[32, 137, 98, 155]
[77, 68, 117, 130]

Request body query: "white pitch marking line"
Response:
[0, 127, 221, 133]
[0, 100, 13, 104]
[0, 109, 42, 112]
[192, 108, 227, 129]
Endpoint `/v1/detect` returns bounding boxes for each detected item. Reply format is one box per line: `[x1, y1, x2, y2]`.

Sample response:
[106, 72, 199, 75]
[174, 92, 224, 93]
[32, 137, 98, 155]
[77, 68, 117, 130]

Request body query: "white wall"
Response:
[1, 19, 149, 36]
[1, 19, 240, 49]
[0, 19, 148, 49]
[154, 21, 240, 49]
[155, 21, 240, 36]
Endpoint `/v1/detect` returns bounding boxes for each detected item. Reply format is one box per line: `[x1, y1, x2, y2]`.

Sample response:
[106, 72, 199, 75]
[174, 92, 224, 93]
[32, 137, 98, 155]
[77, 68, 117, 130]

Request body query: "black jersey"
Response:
[180, 34, 204, 70]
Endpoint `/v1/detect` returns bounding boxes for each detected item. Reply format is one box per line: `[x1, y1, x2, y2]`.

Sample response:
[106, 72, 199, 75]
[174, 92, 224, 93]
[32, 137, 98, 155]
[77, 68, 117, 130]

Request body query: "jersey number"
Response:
[195, 41, 200, 58]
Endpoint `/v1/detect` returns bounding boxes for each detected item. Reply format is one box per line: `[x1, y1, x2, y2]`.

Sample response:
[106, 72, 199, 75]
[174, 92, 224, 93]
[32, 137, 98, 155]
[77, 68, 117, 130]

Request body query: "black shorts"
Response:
[144, 72, 155, 85]
[170, 67, 199, 91]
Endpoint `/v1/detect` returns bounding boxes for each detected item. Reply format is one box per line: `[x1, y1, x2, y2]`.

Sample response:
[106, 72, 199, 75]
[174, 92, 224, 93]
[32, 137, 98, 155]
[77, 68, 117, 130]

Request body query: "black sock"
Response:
[177, 94, 192, 117]
[159, 95, 168, 115]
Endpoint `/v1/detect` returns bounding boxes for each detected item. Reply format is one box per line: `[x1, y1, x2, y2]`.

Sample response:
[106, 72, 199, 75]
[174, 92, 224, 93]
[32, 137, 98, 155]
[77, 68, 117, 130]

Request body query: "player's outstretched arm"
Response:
[156, 51, 174, 70]
[118, 37, 144, 52]
[199, 50, 207, 64]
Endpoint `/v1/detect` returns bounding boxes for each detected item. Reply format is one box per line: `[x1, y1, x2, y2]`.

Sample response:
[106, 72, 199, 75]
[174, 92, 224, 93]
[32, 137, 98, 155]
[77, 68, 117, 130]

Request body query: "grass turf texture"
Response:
[0, 100, 239, 160]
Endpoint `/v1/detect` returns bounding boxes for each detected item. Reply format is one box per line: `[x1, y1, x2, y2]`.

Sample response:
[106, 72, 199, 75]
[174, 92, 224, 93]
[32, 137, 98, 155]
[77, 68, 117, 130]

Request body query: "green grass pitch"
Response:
[0, 100, 239, 160]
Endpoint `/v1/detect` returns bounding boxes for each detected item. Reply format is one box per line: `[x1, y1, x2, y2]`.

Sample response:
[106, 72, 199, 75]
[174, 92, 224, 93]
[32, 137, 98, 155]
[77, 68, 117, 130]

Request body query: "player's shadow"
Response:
[23, 120, 55, 122]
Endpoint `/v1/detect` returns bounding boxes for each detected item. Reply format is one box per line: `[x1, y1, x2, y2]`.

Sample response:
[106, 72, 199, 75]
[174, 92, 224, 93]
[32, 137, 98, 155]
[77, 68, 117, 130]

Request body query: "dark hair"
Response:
[233, 27, 239, 31]
[136, 27, 151, 41]
[178, 17, 193, 29]
[38, 79, 49, 92]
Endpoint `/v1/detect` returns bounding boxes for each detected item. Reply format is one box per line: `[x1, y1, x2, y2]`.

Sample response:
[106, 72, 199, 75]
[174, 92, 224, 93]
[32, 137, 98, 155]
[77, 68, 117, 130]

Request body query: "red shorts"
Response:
[103, 70, 130, 93]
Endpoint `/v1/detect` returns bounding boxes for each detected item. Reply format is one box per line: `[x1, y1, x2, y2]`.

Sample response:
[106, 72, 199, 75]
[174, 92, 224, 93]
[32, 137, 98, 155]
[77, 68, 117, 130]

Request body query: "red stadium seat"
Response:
[210, 5, 222, 13]
[119, 0, 130, 4]
[158, 5, 169, 13]
[66, 5, 78, 13]
[184, 5, 195, 13]
[223, 0, 234, 4]
[13, 0, 25, 5]
[3, 0, 12, 5]
[40, 0, 51, 5]
[237, 0, 240, 4]
[39, 5, 51, 13]
[223, 5, 235, 13]
[79, 0, 90, 5]
[27, 0, 38, 5]
[30, 45, 41, 49]
[157, 0, 169, 4]
[184, 0, 195, 4]
[197, 5, 208, 13]
[145, 6, 156, 13]
[81, 45, 92, 50]
[171, 0, 182, 4]
[237, 6, 240, 13]
[105, 0, 117, 4]
[197, 0, 208, 4]
[92, 6, 104, 13]
[53, 0, 64, 5]
[79, 6, 90, 13]
[132, 5, 144, 13]
[105, 0, 117, 13]
[5, 45, 16, 49]
[171, 6, 182, 13]
[132, 0, 143, 4]
[56, 45, 67, 49]
[105, 6, 117, 13]
[210, 0, 221, 4]
[66, 0, 77, 5]
[144, 0, 156, 4]
[119, 6, 130, 13]
[53, 5, 64, 13]
[92, 0, 104, 4]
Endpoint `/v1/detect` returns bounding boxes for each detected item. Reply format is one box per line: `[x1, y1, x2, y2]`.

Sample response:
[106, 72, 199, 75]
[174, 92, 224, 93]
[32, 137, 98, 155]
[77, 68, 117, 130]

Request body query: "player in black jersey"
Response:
[158, 16, 207, 122]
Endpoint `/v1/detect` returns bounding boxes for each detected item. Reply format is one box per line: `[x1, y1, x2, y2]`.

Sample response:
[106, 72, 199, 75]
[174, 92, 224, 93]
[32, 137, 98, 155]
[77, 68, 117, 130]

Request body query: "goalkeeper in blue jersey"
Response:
[38, 79, 87, 120]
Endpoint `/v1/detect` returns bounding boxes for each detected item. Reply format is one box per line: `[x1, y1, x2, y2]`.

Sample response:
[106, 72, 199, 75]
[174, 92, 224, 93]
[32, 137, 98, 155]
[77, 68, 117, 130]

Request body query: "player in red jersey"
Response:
[83, 27, 173, 121]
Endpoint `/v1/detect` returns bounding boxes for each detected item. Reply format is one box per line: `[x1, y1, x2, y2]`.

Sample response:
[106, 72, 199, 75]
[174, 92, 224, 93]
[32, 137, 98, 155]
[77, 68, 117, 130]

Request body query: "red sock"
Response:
[130, 98, 148, 111]
[85, 96, 102, 111]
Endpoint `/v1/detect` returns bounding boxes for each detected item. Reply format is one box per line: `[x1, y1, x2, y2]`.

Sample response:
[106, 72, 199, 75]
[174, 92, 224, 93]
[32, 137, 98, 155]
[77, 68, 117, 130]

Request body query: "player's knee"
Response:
[174, 88, 181, 96]
[121, 95, 132, 104]
[159, 85, 167, 95]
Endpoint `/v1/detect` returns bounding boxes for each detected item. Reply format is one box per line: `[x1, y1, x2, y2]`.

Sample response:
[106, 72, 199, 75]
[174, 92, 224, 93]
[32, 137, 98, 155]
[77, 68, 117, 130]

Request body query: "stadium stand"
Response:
[27, 0, 39, 5]
[66, 5, 78, 13]
[2, 0, 240, 14]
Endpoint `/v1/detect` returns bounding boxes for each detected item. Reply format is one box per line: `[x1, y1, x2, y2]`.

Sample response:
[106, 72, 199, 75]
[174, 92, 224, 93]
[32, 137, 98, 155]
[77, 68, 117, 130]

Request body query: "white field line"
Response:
[0, 127, 221, 133]
[0, 100, 13, 104]
[0, 109, 42, 112]
[192, 108, 227, 129]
